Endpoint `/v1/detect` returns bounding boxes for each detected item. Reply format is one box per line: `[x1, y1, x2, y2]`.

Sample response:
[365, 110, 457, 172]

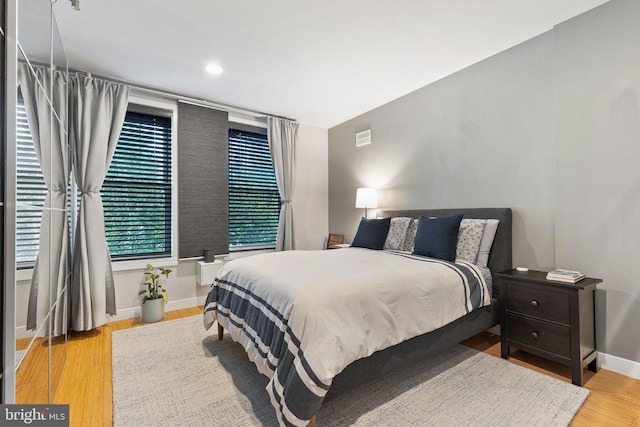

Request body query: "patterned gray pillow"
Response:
[456, 220, 486, 263]
[401, 218, 419, 252]
[384, 217, 413, 250]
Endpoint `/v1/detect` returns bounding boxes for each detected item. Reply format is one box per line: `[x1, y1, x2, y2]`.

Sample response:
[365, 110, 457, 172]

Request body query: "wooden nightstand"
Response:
[496, 269, 602, 386]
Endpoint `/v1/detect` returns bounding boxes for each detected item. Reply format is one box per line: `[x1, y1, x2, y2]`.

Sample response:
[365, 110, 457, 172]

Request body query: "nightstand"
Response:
[496, 269, 602, 386]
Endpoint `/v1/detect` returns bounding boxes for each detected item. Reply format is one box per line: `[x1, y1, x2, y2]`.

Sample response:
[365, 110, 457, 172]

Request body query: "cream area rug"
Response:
[112, 316, 589, 426]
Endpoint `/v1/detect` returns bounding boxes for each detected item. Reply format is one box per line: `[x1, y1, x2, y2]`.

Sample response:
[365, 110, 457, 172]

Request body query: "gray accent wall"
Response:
[328, 0, 640, 364]
[329, 32, 556, 270]
[554, 0, 640, 364]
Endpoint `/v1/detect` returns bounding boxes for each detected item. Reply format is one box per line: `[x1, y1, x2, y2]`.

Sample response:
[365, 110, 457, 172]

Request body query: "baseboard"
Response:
[15, 325, 30, 340]
[599, 351, 640, 380]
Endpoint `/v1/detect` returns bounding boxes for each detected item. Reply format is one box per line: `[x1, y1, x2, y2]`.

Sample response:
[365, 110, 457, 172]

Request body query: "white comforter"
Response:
[204, 248, 490, 426]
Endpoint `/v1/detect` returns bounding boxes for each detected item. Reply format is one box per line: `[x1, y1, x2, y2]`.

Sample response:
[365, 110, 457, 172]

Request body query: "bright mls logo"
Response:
[1, 405, 69, 426]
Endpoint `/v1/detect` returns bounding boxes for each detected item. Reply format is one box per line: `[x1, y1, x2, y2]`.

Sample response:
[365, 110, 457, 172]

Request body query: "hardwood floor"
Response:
[53, 307, 202, 426]
[15, 334, 66, 403]
[37, 307, 639, 426]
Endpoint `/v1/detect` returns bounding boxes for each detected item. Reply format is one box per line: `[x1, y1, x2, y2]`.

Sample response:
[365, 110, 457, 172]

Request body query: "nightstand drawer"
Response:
[505, 283, 570, 324]
[506, 313, 571, 358]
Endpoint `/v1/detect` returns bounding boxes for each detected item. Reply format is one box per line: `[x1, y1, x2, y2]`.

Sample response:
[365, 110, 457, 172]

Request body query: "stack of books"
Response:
[546, 269, 585, 283]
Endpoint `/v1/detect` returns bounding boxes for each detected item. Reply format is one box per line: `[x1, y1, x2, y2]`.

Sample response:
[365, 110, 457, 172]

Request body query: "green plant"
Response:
[139, 263, 172, 303]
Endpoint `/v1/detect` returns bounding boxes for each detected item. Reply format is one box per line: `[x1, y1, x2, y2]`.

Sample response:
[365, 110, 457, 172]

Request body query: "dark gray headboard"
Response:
[376, 208, 513, 277]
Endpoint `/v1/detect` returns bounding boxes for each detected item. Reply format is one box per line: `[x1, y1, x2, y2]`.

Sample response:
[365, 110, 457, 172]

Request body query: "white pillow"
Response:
[476, 219, 499, 268]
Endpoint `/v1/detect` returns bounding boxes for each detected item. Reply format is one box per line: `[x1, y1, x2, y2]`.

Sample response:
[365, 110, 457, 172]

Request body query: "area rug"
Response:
[112, 316, 589, 426]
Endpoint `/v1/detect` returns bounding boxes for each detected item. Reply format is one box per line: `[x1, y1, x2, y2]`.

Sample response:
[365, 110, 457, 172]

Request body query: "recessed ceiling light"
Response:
[205, 63, 224, 75]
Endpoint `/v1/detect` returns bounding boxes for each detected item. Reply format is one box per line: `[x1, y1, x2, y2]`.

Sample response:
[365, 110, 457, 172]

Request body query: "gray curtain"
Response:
[268, 117, 298, 251]
[69, 74, 129, 331]
[18, 63, 70, 337]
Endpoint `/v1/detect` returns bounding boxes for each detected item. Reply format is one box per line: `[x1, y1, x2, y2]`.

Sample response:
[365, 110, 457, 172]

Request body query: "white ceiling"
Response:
[21, 0, 609, 128]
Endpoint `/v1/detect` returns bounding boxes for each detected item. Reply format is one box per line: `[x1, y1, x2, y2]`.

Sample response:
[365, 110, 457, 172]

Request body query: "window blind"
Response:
[102, 111, 172, 259]
[177, 102, 228, 258]
[16, 94, 47, 267]
[228, 129, 280, 248]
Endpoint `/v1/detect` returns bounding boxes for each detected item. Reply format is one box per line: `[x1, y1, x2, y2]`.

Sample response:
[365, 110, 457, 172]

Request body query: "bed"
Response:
[203, 208, 512, 426]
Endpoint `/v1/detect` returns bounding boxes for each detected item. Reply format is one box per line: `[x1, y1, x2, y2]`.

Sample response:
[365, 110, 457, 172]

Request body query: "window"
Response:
[228, 129, 280, 249]
[16, 100, 174, 267]
[102, 111, 173, 260]
[16, 93, 47, 267]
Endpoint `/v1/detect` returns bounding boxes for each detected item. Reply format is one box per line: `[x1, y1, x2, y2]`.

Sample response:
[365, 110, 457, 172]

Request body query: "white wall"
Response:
[15, 122, 329, 334]
[293, 124, 329, 250]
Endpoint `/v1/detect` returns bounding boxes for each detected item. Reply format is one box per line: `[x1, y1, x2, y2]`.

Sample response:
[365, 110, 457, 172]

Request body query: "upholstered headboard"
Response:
[376, 208, 513, 277]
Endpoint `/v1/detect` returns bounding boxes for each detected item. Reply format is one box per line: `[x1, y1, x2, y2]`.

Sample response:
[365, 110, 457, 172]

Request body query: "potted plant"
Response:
[139, 263, 172, 323]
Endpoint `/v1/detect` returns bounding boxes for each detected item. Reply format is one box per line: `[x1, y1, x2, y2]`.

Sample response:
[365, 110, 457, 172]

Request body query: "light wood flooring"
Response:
[15, 307, 639, 426]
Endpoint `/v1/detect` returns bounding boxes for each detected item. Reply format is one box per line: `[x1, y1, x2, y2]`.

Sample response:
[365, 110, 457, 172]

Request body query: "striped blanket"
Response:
[203, 248, 490, 426]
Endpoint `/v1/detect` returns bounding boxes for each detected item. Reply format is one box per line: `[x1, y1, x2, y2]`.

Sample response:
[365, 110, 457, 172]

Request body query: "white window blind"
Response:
[102, 111, 172, 259]
[228, 129, 280, 248]
[16, 94, 47, 267]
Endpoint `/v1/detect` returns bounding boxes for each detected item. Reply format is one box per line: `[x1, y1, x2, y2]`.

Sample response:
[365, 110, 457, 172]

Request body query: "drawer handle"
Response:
[532, 331, 539, 339]
[531, 300, 539, 307]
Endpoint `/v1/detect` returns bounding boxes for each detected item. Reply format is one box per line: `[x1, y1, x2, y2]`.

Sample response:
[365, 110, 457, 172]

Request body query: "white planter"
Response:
[141, 298, 165, 323]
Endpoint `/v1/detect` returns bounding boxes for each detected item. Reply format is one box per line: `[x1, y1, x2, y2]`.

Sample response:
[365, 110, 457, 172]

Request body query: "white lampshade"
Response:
[355, 188, 378, 209]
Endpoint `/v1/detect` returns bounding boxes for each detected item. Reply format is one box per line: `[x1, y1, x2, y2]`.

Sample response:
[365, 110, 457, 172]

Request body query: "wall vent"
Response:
[355, 129, 372, 147]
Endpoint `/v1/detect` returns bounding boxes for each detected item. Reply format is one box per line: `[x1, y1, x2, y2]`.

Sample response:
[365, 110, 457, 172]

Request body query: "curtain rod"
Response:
[69, 67, 297, 122]
[24, 60, 296, 122]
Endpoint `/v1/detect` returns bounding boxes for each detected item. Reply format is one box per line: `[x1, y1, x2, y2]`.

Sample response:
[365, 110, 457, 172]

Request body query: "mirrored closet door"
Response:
[14, 0, 70, 404]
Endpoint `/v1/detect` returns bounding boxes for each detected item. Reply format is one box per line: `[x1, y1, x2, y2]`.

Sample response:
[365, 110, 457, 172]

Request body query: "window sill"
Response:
[111, 257, 178, 272]
[229, 245, 276, 252]
[15, 251, 273, 282]
[16, 269, 33, 282]
[225, 248, 274, 260]
[16, 257, 180, 282]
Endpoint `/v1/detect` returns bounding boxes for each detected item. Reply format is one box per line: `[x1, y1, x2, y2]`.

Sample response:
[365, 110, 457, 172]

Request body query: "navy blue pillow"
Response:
[351, 217, 391, 250]
[412, 214, 463, 261]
